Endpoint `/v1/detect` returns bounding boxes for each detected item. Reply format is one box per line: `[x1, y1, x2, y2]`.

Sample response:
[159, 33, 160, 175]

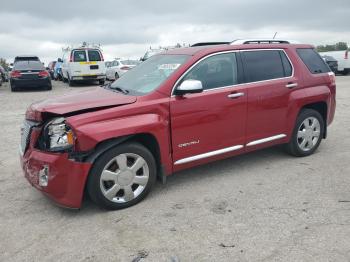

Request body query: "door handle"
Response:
[286, 83, 298, 89]
[228, 92, 245, 99]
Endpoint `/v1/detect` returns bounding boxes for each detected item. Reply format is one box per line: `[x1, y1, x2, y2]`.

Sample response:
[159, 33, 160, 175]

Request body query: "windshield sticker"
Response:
[158, 63, 181, 70]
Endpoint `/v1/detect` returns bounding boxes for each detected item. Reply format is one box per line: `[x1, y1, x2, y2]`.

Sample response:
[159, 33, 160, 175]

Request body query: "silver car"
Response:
[106, 59, 140, 80]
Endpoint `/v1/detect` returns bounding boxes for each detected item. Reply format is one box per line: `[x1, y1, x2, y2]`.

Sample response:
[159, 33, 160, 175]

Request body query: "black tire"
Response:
[87, 142, 157, 210]
[286, 109, 324, 157]
[10, 84, 16, 92]
[115, 72, 119, 80]
[341, 69, 349, 75]
[99, 79, 105, 85]
[46, 85, 52, 90]
[68, 75, 74, 87]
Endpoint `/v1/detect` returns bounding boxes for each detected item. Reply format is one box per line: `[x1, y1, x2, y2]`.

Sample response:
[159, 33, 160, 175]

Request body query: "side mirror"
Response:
[10, 63, 13, 66]
[46, 67, 50, 70]
[57, 58, 63, 63]
[175, 79, 203, 95]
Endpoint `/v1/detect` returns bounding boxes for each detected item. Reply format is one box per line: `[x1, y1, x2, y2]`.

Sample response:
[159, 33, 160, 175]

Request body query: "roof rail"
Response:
[191, 42, 230, 47]
[230, 39, 299, 45]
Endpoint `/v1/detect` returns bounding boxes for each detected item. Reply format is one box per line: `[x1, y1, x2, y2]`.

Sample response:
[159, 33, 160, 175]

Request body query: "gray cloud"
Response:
[0, 0, 349, 64]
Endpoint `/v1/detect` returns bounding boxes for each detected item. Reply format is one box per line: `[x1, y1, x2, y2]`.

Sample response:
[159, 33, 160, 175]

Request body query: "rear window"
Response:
[14, 61, 44, 70]
[88, 50, 102, 61]
[73, 50, 87, 62]
[121, 60, 139, 65]
[296, 48, 330, 74]
[14, 56, 39, 62]
[242, 50, 291, 82]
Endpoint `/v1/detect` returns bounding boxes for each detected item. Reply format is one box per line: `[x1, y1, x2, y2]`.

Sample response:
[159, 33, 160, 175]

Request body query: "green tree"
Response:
[0, 58, 9, 70]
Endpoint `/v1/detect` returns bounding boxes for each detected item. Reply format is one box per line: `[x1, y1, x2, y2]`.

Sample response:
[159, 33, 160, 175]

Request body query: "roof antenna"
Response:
[273, 32, 278, 39]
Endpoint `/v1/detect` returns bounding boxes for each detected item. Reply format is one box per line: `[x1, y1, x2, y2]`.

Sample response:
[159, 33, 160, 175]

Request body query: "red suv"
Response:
[20, 40, 336, 210]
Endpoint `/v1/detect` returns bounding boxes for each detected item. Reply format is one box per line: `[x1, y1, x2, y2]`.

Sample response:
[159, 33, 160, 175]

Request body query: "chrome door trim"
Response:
[246, 134, 287, 147]
[174, 145, 243, 165]
[171, 49, 294, 96]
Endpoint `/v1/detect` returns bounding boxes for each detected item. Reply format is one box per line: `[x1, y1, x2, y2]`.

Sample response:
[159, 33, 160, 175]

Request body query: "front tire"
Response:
[286, 109, 324, 157]
[87, 143, 157, 210]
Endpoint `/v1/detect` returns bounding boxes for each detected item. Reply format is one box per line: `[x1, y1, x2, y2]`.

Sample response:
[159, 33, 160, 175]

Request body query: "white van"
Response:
[61, 46, 106, 86]
[319, 50, 349, 75]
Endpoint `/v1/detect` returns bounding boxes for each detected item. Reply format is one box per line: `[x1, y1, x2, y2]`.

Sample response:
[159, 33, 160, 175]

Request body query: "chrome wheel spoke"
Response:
[116, 154, 128, 170]
[131, 157, 146, 172]
[101, 170, 118, 182]
[104, 184, 121, 200]
[123, 186, 134, 201]
[297, 130, 306, 139]
[133, 175, 148, 186]
[300, 139, 307, 149]
[312, 130, 320, 137]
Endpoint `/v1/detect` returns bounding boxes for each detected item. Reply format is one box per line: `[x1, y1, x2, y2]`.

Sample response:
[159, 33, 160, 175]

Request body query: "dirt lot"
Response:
[0, 78, 349, 262]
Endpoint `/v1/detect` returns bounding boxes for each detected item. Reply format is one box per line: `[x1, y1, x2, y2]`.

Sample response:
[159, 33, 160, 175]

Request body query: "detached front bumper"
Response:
[20, 149, 92, 209]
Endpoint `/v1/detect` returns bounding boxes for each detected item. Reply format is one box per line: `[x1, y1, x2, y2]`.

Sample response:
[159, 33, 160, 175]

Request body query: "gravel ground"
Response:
[0, 77, 349, 262]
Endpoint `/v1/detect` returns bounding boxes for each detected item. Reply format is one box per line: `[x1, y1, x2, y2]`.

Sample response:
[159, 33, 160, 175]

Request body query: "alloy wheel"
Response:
[99, 153, 149, 203]
[297, 116, 321, 152]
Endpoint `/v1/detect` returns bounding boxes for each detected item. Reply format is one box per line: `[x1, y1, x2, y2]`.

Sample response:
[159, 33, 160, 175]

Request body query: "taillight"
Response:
[10, 70, 21, 78]
[38, 71, 49, 77]
[69, 52, 73, 62]
[345, 50, 348, 59]
[120, 66, 131, 70]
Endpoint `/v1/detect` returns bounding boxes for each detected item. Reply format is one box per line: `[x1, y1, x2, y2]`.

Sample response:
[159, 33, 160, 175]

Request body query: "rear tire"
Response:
[115, 72, 119, 80]
[286, 109, 324, 157]
[87, 142, 157, 210]
[10, 84, 17, 92]
[68, 75, 75, 87]
[341, 69, 349, 75]
[99, 79, 105, 85]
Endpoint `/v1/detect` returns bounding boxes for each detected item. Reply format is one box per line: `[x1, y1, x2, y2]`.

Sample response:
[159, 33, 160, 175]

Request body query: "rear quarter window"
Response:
[296, 48, 330, 74]
[88, 50, 102, 61]
[73, 50, 87, 62]
[242, 50, 290, 82]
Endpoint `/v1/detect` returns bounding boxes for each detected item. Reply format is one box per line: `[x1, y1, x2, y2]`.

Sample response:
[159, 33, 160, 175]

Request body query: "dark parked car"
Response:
[0, 65, 9, 82]
[10, 61, 52, 91]
[321, 55, 338, 73]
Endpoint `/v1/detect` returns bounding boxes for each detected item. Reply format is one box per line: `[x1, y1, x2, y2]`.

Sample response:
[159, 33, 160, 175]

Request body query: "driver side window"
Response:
[182, 52, 238, 90]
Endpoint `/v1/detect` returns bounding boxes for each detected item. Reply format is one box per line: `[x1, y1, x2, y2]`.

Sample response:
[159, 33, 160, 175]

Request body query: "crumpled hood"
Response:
[27, 87, 137, 120]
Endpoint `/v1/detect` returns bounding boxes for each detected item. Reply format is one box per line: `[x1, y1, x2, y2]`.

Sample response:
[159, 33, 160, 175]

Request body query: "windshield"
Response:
[110, 54, 189, 95]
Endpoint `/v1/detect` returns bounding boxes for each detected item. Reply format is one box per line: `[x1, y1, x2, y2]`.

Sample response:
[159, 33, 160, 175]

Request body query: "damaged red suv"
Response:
[20, 39, 336, 210]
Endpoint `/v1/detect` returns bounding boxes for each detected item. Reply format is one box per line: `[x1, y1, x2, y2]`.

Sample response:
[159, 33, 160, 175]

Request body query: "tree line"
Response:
[316, 42, 349, 52]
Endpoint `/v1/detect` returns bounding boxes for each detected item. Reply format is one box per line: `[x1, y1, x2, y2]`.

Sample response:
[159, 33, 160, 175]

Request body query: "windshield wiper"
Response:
[103, 82, 129, 94]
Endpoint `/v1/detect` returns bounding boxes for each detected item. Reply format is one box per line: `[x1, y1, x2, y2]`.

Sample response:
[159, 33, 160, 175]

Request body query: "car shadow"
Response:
[68, 145, 296, 214]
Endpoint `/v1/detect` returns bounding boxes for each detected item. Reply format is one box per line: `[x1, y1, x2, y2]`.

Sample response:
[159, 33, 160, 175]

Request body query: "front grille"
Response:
[20, 120, 37, 154]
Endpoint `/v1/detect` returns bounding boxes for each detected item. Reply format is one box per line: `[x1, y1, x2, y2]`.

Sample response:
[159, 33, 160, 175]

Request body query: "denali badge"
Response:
[178, 140, 200, 148]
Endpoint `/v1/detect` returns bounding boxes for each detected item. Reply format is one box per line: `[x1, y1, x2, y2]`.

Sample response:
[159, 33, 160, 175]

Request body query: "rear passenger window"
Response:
[296, 48, 330, 74]
[88, 50, 102, 61]
[182, 53, 238, 90]
[242, 50, 289, 82]
[73, 50, 87, 62]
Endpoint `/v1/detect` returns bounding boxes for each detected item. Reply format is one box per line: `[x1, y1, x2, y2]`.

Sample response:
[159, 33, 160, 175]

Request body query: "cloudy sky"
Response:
[0, 0, 349, 65]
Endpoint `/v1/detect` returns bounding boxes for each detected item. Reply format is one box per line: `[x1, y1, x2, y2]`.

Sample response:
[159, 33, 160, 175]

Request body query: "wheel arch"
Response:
[300, 101, 328, 138]
[84, 132, 165, 182]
